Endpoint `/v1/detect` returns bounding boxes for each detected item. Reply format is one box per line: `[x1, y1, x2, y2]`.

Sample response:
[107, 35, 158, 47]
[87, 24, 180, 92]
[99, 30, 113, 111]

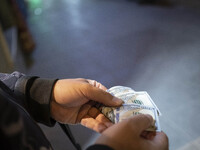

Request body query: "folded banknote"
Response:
[97, 86, 161, 131]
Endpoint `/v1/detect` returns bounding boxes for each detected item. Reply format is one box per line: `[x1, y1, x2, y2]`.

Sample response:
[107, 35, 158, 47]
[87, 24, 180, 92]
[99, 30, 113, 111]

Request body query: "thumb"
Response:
[152, 132, 169, 149]
[129, 114, 154, 135]
[84, 85, 123, 106]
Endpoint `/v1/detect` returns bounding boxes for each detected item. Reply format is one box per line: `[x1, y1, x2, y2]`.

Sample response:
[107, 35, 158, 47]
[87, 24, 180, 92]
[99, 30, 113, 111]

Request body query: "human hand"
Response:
[50, 78, 123, 132]
[95, 114, 168, 150]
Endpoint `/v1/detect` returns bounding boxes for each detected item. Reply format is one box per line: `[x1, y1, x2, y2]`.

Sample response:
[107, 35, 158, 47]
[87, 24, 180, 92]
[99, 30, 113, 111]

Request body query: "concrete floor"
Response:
[12, 0, 200, 150]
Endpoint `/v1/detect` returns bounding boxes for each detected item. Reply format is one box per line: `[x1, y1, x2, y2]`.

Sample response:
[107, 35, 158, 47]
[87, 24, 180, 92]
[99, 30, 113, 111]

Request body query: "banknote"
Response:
[107, 86, 134, 96]
[99, 104, 161, 131]
[98, 86, 161, 131]
[107, 87, 161, 116]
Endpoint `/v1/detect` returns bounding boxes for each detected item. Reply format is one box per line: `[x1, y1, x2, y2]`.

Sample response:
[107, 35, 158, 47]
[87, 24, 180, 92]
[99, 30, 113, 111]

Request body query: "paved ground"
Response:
[13, 0, 200, 149]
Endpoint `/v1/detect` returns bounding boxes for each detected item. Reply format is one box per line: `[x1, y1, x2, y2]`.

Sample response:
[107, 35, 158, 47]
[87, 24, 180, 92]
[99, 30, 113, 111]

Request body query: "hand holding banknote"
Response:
[96, 114, 168, 150]
[51, 79, 123, 132]
[97, 86, 161, 131]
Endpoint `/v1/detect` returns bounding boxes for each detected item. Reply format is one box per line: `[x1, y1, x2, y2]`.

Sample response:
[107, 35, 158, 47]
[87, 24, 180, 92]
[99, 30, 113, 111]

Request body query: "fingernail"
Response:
[112, 97, 123, 105]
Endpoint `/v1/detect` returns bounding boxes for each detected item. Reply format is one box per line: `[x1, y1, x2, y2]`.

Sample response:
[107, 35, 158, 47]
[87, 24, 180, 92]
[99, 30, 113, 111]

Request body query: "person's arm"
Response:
[0, 71, 57, 126]
[50, 78, 123, 132]
[0, 72, 124, 132]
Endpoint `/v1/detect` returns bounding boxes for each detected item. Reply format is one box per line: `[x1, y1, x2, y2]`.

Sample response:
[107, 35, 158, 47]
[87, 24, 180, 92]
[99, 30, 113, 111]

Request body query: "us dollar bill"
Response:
[107, 86, 161, 116]
[98, 86, 161, 131]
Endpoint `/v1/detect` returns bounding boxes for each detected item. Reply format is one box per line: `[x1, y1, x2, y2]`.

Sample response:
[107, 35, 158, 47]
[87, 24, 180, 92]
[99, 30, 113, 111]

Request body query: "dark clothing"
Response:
[87, 145, 113, 150]
[0, 72, 113, 150]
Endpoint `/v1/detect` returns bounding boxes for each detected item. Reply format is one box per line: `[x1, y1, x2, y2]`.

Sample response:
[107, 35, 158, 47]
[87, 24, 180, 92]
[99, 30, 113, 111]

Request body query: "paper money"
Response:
[107, 86, 161, 116]
[98, 86, 161, 131]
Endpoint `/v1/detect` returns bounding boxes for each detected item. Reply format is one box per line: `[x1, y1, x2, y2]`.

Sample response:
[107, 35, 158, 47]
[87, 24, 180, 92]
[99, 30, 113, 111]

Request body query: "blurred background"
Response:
[1, 0, 200, 149]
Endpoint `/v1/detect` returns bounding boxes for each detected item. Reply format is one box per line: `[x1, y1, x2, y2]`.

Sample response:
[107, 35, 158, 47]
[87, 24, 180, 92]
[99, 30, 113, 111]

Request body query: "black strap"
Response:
[59, 123, 82, 150]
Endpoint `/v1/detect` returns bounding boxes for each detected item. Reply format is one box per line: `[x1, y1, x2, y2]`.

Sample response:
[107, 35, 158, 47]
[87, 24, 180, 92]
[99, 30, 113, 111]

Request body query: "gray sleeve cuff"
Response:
[15, 76, 57, 126]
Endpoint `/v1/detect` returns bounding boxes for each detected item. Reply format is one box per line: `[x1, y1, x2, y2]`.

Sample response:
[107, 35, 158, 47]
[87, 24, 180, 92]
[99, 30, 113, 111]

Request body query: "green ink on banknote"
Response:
[134, 99, 143, 105]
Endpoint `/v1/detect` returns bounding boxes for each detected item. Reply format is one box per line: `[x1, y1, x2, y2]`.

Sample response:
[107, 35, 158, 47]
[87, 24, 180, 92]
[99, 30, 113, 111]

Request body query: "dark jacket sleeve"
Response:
[86, 144, 114, 150]
[0, 71, 57, 126]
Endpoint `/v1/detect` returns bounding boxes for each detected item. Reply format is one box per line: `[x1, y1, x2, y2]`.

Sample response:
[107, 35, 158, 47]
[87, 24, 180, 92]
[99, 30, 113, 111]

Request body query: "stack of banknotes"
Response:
[97, 86, 161, 131]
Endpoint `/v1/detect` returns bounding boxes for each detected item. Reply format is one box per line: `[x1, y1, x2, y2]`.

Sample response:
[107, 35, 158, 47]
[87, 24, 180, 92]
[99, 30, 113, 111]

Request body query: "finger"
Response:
[87, 80, 107, 91]
[76, 102, 93, 123]
[141, 131, 156, 140]
[83, 85, 123, 107]
[81, 115, 107, 133]
[87, 107, 113, 127]
[152, 131, 169, 147]
[88, 107, 100, 118]
[146, 131, 156, 140]
[95, 113, 113, 128]
[128, 114, 154, 135]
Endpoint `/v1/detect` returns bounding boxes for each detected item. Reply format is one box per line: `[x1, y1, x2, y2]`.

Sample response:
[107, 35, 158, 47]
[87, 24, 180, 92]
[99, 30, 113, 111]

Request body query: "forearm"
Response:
[0, 71, 57, 126]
